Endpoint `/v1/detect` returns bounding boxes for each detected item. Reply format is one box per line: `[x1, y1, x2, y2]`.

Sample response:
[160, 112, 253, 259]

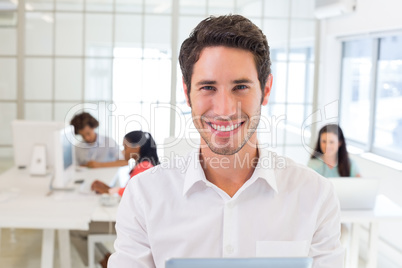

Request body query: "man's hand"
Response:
[91, 180, 111, 194]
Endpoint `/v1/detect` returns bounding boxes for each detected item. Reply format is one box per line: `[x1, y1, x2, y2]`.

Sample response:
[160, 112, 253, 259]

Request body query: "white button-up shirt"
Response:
[108, 149, 344, 268]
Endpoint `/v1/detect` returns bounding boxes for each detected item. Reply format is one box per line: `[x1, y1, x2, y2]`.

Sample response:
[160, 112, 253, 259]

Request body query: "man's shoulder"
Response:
[132, 154, 192, 184]
[272, 156, 334, 207]
[275, 155, 330, 188]
[96, 134, 117, 145]
[125, 162, 187, 201]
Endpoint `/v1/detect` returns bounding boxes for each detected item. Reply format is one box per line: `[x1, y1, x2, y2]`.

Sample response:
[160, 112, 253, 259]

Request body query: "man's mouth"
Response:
[206, 122, 244, 132]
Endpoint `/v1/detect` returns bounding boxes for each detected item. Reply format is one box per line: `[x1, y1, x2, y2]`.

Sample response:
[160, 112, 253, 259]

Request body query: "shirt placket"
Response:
[222, 200, 237, 257]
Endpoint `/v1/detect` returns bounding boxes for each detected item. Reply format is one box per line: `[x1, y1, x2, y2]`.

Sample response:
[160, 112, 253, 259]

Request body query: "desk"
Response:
[341, 194, 402, 268]
[0, 166, 120, 268]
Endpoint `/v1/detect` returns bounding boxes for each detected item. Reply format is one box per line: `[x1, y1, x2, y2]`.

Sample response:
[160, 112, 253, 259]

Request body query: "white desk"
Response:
[0, 166, 120, 268]
[341, 194, 402, 268]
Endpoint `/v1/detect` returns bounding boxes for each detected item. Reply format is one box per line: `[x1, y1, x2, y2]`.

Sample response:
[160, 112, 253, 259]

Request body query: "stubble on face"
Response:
[192, 104, 261, 156]
[187, 46, 268, 156]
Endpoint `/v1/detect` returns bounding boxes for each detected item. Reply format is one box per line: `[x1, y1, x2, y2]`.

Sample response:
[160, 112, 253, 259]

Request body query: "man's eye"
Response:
[201, 86, 215, 91]
[235, 85, 247, 90]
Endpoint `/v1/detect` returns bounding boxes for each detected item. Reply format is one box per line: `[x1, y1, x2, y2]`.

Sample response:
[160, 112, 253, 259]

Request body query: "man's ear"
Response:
[183, 77, 191, 107]
[262, 74, 273, 106]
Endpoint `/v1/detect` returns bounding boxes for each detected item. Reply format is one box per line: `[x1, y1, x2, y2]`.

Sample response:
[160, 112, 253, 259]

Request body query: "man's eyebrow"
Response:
[233, 79, 254, 84]
[195, 80, 216, 86]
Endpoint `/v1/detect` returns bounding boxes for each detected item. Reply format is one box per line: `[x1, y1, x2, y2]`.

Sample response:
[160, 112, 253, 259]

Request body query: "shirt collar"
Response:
[182, 149, 208, 196]
[182, 147, 278, 196]
[252, 147, 278, 193]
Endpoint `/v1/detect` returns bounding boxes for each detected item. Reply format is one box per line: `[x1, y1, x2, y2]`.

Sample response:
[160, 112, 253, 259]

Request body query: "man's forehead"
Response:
[192, 47, 258, 79]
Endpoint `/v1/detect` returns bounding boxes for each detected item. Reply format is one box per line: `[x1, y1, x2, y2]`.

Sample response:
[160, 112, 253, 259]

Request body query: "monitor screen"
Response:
[52, 125, 76, 189]
[62, 131, 73, 170]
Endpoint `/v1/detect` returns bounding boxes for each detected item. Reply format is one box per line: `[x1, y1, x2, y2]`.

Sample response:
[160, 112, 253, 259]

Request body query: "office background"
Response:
[0, 0, 401, 266]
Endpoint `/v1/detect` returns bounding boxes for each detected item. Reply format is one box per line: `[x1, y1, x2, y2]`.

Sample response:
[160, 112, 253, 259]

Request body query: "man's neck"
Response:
[199, 139, 259, 198]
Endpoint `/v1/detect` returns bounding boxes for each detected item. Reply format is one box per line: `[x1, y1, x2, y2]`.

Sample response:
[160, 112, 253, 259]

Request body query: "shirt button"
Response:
[225, 245, 234, 254]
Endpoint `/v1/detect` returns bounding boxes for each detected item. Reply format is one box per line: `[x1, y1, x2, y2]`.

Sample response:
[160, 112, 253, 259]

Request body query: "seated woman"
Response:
[308, 124, 360, 177]
[91, 130, 159, 196]
[70, 112, 126, 168]
[308, 124, 360, 259]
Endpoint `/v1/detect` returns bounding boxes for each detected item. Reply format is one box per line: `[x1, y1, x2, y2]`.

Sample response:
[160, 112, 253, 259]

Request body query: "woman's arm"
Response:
[85, 159, 127, 168]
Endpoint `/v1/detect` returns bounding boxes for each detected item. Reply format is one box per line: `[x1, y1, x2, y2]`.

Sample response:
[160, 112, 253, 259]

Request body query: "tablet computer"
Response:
[165, 257, 313, 268]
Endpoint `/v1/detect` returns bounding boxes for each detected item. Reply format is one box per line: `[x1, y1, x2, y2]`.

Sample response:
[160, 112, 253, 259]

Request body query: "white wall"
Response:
[319, 0, 402, 261]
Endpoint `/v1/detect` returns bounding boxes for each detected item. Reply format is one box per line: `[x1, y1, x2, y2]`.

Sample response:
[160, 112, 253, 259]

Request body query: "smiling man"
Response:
[108, 15, 344, 268]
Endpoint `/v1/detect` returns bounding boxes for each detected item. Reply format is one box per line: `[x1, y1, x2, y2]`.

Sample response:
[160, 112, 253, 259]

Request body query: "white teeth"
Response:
[210, 123, 241, 132]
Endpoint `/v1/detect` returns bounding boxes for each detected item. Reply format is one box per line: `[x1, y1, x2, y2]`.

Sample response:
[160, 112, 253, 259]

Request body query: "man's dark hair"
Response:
[179, 14, 271, 102]
[70, 112, 99, 134]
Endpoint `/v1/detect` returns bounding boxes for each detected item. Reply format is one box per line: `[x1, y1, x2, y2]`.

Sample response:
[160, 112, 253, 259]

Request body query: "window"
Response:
[0, 0, 316, 163]
[340, 39, 373, 145]
[340, 34, 402, 162]
[374, 36, 402, 159]
[0, 6, 17, 158]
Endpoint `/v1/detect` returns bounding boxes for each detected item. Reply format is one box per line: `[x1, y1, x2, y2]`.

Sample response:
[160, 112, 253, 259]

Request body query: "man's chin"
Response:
[203, 142, 244, 156]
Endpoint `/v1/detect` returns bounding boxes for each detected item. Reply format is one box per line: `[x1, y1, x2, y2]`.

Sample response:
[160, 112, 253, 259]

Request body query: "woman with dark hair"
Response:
[91, 130, 159, 196]
[308, 124, 360, 177]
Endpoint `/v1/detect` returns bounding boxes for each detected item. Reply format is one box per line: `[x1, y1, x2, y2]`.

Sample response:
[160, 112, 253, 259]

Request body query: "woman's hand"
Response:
[108, 187, 120, 195]
[91, 180, 110, 194]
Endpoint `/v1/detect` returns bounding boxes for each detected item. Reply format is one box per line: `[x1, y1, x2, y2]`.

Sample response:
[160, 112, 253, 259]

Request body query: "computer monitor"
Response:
[52, 125, 76, 189]
[12, 120, 65, 169]
[329, 177, 380, 210]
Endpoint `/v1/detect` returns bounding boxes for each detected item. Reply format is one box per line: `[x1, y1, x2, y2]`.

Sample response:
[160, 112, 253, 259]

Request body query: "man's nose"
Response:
[212, 89, 237, 117]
